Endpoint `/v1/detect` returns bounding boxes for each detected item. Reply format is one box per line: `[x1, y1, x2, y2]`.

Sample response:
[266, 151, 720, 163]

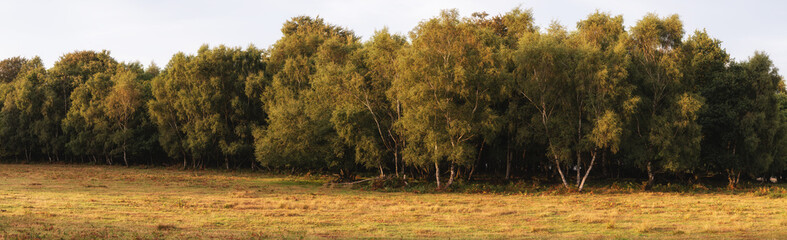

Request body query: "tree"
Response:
[509, 18, 628, 191]
[0, 57, 44, 160]
[3, 7, 787, 186]
[699, 52, 784, 187]
[510, 24, 569, 187]
[625, 14, 702, 188]
[149, 45, 265, 169]
[0, 57, 27, 83]
[47, 50, 118, 161]
[571, 12, 632, 191]
[104, 65, 151, 166]
[62, 61, 117, 164]
[471, 8, 538, 181]
[684, 30, 733, 181]
[323, 28, 408, 177]
[148, 53, 190, 167]
[394, 9, 499, 189]
[253, 16, 360, 178]
[772, 92, 787, 177]
[735, 54, 785, 185]
[61, 61, 157, 166]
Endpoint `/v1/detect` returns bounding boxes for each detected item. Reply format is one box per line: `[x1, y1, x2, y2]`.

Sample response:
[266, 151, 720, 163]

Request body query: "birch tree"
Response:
[254, 16, 359, 177]
[395, 9, 499, 189]
[626, 14, 702, 189]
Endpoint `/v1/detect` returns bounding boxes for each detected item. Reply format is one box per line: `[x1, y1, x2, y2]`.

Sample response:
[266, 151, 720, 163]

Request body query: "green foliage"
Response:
[510, 24, 575, 163]
[149, 45, 265, 168]
[46, 51, 119, 159]
[576, 11, 632, 155]
[623, 13, 703, 187]
[254, 16, 357, 171]
[507, 12, 632, 190]
[60, 52, 119, 160]
[700, 53, 785, 185]
[325, 28, 408, 174]
[0, 7, 786, 188]
[0, 57, 27, 83]
[104, 64, 158, 165]
[394, 9, 500, 187]
[0, 57, 44, 159]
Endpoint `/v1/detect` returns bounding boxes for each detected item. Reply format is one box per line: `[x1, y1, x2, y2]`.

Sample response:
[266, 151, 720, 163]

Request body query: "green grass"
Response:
[0, 164, 786, 239]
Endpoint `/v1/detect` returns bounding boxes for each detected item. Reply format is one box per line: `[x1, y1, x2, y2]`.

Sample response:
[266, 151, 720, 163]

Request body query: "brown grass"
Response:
[0, 163, 785, 239]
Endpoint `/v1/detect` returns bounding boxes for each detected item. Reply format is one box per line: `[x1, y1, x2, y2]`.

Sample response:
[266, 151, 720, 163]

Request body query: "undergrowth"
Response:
[353, 176, 787, 197]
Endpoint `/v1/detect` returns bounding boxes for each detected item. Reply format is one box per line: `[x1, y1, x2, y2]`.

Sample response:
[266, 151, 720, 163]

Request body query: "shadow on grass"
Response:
[348, 176, 787, 197]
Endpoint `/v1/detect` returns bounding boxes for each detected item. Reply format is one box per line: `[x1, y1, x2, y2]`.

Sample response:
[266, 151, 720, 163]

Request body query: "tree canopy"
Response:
[0, 7, 785, 189]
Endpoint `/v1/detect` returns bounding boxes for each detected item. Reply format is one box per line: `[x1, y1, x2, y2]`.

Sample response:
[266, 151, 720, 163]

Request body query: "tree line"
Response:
[1, 8, 785, 190]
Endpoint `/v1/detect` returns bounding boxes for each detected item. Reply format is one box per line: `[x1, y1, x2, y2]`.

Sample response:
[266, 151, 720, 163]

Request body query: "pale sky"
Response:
[1, 0, 785, 72]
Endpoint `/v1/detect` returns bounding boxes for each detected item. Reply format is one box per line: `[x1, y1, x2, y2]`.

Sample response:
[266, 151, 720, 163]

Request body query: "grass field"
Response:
[0, 164, 786, 239]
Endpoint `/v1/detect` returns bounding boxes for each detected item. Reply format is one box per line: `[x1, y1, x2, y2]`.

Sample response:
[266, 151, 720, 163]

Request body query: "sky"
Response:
[1, 0, 785, 72]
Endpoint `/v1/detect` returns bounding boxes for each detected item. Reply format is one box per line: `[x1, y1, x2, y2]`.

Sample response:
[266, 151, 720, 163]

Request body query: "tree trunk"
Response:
[378, 163, 385, 178]
[122, 141, 129, 167]
[467, 164, 476, 182]
[435, 162, 442, 189]
[578, 151, 597, 192]
[727, 170, 735, 189]
[446, 163, 455, 188]
[601, 149, 608, 177]
[727, 169, 741, 189]
[555, 156, 569, 188]
[468, 140, 484, 181]
[393, 151, 399, 178]
[576, 151, 582, 187]
[645, 160, 655, 190]
[522, 149, 527, 177]
[122, 149, 128, 167]
[505, 144, 512, 180]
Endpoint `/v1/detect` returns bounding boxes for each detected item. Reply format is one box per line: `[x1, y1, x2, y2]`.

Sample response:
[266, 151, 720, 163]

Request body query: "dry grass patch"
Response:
[156, 224, 177, 231]
[0, 164, 786, 239]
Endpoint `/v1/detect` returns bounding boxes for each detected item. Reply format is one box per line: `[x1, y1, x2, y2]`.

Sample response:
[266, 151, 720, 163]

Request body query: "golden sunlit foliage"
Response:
[0, 7, 785, 190]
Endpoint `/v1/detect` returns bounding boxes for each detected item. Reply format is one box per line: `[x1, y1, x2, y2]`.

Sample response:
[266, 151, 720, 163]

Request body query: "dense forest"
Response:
[1, 8, 785, 191]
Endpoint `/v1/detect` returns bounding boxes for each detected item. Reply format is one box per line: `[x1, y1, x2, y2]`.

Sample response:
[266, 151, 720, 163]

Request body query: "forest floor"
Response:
[0, 164, 786, 239]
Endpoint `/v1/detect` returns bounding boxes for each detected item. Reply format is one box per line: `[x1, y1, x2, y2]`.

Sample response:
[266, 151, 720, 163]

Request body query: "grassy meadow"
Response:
[0, 164, 786, 239]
